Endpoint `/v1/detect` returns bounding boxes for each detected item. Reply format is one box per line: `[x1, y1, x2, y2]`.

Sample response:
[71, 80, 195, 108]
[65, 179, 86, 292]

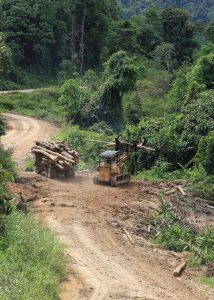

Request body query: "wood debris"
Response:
[123, 227, 134, 245]
[173, 261, 187, 277]
[159, 182, 187, 197]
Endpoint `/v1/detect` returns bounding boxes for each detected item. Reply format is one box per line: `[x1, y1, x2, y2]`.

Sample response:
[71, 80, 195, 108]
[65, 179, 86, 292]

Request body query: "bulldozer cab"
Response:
[96, 150, 120, 182]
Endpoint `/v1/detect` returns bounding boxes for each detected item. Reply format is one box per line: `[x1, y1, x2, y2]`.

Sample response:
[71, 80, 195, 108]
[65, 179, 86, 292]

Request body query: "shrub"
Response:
[24, 158, 35, 172]
[0, 87, 62, 123]
[0, 147, 15, 177]
[196, 131, 214, 175]
[54, 126, 113, 169]
[151, 199, 214, 265]
[89, 121, 114, 136]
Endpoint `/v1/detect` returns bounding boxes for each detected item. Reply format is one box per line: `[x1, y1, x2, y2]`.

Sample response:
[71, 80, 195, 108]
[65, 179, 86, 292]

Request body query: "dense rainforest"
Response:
[119, 0, 214, 22]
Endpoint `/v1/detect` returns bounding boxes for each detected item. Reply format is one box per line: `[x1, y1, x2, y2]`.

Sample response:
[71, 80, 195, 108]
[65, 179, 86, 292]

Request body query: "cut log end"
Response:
[173, 262, 187, 277]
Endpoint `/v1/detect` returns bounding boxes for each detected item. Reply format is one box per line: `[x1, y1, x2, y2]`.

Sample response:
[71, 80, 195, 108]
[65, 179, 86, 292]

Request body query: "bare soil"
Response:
[2, 113, 214, 300]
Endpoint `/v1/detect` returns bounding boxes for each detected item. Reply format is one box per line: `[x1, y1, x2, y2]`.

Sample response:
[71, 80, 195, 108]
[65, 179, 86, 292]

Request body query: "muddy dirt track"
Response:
[2, 113, 214, 300]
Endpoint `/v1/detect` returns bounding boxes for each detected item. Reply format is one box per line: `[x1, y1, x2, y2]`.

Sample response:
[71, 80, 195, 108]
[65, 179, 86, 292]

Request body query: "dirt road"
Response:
[1, 113, 56, 160]
[0, 89, 35, 95]
[2, 113, 213, 300]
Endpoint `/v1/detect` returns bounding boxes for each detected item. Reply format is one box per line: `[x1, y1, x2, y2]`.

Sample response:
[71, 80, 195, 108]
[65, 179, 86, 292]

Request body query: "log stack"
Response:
[31, 140, 79, 171]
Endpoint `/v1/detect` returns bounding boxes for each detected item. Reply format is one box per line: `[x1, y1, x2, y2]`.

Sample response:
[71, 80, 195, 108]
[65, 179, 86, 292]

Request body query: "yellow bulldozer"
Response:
[93, 135, 155, 187]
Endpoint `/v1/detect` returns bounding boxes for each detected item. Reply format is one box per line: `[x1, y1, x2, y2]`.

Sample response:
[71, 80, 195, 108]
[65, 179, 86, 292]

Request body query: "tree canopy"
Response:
[119, 0, 214, 22]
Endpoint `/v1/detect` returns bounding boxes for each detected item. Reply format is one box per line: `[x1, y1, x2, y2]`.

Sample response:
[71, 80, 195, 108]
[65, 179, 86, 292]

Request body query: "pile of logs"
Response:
[31, 140, 79, 171]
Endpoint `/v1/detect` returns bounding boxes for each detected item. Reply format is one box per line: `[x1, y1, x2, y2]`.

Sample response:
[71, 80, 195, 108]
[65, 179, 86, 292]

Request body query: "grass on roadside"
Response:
[0, 131, 66, 300]
[0, 87, 62, 124]
[24, 157, 35, 172]
[0, 211, 66, 300]
[201, 277, 214, 288]
[146, 198, 214, 267]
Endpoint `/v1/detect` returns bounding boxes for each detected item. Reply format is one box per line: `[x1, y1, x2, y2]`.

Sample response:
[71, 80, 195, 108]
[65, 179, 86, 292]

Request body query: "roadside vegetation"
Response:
[146, 198, 214, 267]
[0, 87, 62, 123]
[0, 117, 66, 299]
[0, 211, 66, 300]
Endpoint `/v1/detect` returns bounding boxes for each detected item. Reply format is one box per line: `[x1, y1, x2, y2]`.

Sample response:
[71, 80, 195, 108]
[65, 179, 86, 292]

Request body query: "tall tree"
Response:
[119, 0, 214, 22]
[162, 8, 195, 63]
[65, 0, 119, 72]
[2, 0, 68, 70]
[0, 32, 12, 76]
[153, 43, 176, 72]
[96, 50, 138, 130]
[206, 19, 214, 43]
[137, 6, 163, 55]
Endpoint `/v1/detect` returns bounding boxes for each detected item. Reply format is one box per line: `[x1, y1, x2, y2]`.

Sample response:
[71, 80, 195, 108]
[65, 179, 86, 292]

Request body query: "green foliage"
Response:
[181, 90, 214, 155]
[2, 0, 68, 69]
[57, 60, 75, 84]
[108, 6, 164, 57]
[190, 229, 214, 265]
[135, 158, 174, 180]
[54, 126, 113, 169]
[96, 51, 138, 130]
[103, 50, 138, 93]
[153, 43, 176, 72]
[0, 211, 66, 300]
[0, 33, 13, 77]
[59, 79, 90, 121]
[1, 0, 119, 75]
[187, 166, 214, 201]
[132, 64, 171, 119]
[188, 53, 214, 90]
[206, 19, 214, 43]
[0, 115, 4, 136]
[151, 199, 193, 252]
[24, 158, 35, 172]
[67, 0, 120, 71]
[0, 66, 57, 91]
[119, 0, 214, 22]
[124, 88, 214, 175]
[150, 199, 214, 265]
[162, 8, 195, 63]
[0, 107, 65, 300]
[0, 146, 15, 214]
[168, 71, 188, 111]
[0, 87, 61, 123]
[201, 277, 214, 288]
[59, 51, 139, 131]
[196, 131, 214, 175]
[124, 115, 185, 171]
[106, 19, 142, 56]
[89, 121, 114, 136]
[138, 6, 163, 55]
[0, 147, 15, 179]
[123, 94, 143, 125]
[168, 53, 214, 110]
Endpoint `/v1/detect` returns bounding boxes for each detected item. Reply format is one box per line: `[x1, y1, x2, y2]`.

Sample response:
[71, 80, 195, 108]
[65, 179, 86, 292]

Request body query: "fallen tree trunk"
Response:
[173, 262, 186, 277]
[32, 149, 58, 162]
[32, 145, 76, 164]
[178, 186, 186, 196]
